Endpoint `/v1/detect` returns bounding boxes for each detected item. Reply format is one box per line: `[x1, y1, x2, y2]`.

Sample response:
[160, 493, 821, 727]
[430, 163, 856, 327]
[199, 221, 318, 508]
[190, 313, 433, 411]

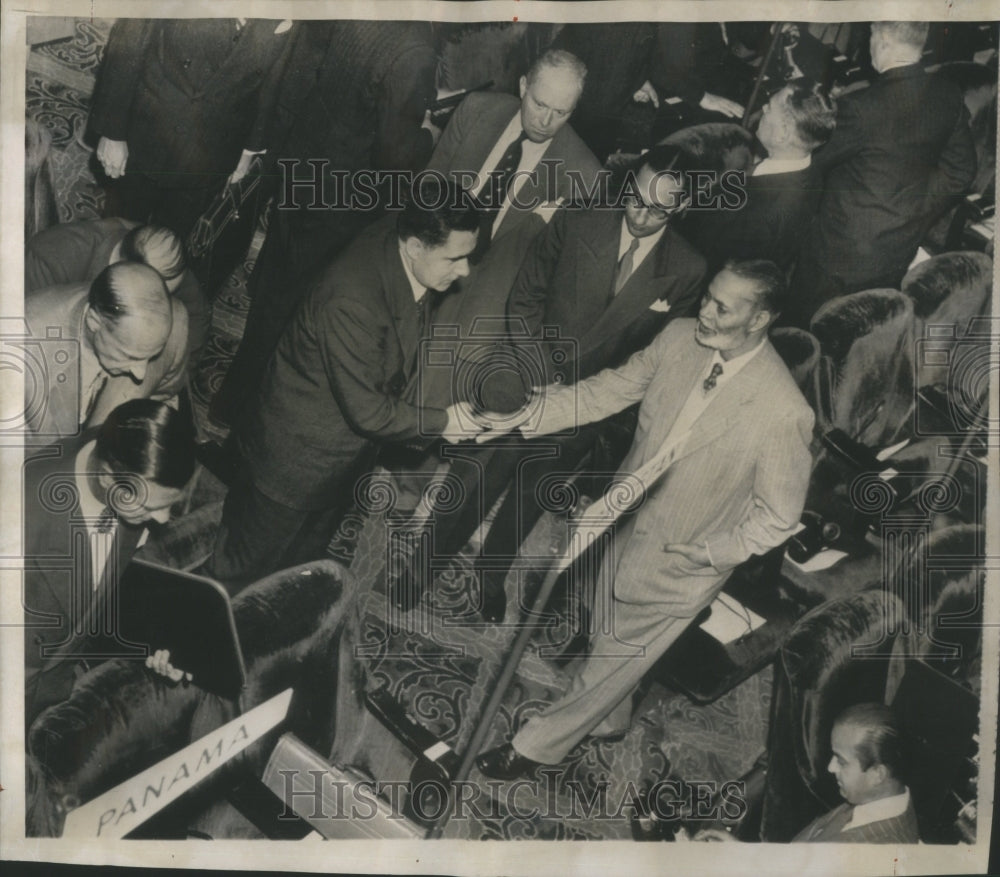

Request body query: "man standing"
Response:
[25, 262, 188, 439]
[791, 21, 976, 327]
[207, 179, 485, 590]
[424, 145, 705, 621]
[88, 18, 297, 290]
[476, 259, 814, 778]
[682, 79, 837, 272]
[422, 48, 603, 410]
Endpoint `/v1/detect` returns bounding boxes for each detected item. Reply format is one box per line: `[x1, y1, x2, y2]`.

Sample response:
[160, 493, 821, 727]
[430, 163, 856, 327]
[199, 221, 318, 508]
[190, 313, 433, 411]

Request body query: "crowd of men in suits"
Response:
[21, 17, 986, 821]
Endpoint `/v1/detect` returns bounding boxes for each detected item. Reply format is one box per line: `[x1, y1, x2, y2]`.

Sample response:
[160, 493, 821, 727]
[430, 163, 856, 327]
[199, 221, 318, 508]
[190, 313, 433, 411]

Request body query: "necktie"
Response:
[95, 506, 116, 534]
[613, 236, 641, 296]
[703, 362, 724, 392]
[482, 131, 528, 236]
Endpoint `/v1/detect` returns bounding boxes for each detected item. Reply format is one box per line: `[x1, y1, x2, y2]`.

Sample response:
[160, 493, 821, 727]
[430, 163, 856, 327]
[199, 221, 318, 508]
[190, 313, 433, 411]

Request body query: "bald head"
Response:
[85, 261, 172, 383]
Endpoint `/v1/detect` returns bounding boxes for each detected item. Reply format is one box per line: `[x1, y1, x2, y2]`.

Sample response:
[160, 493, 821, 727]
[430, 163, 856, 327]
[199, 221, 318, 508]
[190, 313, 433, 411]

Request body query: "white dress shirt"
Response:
[844, 788, 912, 832]
[473, 112, 552, 235]
[615, 219, 666, 292]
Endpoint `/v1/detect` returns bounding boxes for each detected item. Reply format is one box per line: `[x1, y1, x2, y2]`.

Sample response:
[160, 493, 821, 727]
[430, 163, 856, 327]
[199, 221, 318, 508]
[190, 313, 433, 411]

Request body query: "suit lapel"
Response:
[671, 342, 778, 465]
[577, 222, 675, 354]
[383, 232, 421, 374]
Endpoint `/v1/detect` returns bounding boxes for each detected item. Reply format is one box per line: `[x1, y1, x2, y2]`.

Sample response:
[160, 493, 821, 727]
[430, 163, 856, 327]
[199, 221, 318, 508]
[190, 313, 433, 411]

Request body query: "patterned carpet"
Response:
[27, 18, 773, 841]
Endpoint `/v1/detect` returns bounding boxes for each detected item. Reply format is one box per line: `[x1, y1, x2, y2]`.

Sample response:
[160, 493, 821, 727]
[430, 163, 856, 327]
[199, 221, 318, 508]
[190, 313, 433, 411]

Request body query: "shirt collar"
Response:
[618, 217, 666, 264]
[398, 241, 429, 304]
[754, 154, 811, 177]
[710, 334, 767, 382]
[845, 788, 911, 831]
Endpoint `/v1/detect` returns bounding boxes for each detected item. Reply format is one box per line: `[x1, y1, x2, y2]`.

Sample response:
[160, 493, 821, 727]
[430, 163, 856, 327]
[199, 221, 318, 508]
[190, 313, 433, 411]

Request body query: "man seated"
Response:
[475, 259, 814, 778]
[681, 79, 837, 271]
[26, 219, 211, 362]
[695, 703, 920, 843]
[25, 261, 189, 439]
[23, 399, 197, 724]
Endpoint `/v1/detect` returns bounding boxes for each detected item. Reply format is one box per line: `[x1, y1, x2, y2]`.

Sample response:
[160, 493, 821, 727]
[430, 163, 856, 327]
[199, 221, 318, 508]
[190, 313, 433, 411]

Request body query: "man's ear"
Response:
[519, 76, 528, 100]
[867, 761, 890, 787]
[750, 308, 772, 334]
[84, 306, 103, 335]
[402, 236, 424, 263]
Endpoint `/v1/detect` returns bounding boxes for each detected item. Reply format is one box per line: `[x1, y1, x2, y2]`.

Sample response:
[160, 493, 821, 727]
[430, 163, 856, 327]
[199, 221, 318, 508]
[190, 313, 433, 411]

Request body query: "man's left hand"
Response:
[663, 541, 711, 567]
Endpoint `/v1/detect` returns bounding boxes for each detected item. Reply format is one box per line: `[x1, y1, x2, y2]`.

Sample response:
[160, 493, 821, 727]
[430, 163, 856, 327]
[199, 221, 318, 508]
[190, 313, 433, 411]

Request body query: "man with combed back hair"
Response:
[207, 177, 487, 591]
[476, 260, 813, 779]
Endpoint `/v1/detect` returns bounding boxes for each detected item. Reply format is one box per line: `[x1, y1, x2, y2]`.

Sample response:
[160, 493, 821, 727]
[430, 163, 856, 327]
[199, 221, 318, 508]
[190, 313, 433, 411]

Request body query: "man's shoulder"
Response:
[458, 90, 519, 123]
[309, 221, 398, 311]
[660, 225, 707, 272]
[549, 123, 601, 173]
[756, 341, 814, 418]
[25, 283, 88, 330]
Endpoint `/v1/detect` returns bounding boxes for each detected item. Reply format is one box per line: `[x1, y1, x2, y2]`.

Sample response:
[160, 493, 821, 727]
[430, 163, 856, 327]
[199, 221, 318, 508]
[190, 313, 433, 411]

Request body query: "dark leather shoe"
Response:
[475, 744, 540, 780]
[479, 585, 507, 624]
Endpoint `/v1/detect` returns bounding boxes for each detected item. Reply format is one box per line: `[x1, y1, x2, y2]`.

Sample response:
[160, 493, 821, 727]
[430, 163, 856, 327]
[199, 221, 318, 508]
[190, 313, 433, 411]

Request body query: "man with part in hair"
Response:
[791, 20, 976, 327]
[681, 79, 837, 271]
[420, 48, 603, 411]
[24, 261, 189, 438]
[475, 260, 814, 779]
[26, 219, 210, 362]
[23, 399, 196, 724]
[695, 703, 920, 843]
[206, 178, 488, 591]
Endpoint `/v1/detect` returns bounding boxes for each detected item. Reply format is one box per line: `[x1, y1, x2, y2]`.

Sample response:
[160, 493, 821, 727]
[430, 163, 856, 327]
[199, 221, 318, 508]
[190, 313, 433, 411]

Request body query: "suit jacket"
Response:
[681, 166, 820, 270]
[485, 207, 705, 409]
[423, 91, 602, 405]
[808, 64, 976, 286]
[533, 319, 814, 616]
[25, 218, 210, 361]
[793, 799, 920, 843]
[89, 18, 297, 189]
[23, 437, 144, 715]
[24, 285, 189, 439]
[239, 220, 449, 511]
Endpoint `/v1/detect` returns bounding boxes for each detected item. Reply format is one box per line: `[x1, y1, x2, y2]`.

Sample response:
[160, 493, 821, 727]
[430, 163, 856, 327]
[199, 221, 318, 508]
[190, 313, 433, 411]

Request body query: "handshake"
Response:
[440, 390, 544, 444]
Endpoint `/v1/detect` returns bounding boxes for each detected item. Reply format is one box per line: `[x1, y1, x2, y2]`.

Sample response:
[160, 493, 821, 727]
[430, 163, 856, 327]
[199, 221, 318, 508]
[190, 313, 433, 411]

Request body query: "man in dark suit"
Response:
[696, 703, 919, 843]
[421, 145, 706, 621]
[421, 48, 603, 412]
[23, 400, 196, 724]
[207, 178, 485, 591]
[26, 219, 210, 364]
[681, 79, 838, 271]
[89, 17, 297, 289]
[790, 21, 976, 327]
[475, 260, 813, 778]
[210, 20, 438, 426]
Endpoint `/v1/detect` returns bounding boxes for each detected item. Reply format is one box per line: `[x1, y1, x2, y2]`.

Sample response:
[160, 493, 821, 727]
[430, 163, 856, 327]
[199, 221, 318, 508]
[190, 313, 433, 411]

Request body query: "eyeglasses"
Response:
[622, 194, 686, 221]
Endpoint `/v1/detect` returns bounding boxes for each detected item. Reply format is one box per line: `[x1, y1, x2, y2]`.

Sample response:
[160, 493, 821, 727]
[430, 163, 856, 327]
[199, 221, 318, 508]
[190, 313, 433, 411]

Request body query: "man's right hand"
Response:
[441, 401, 485, 443]
[97, 137, 129, 178]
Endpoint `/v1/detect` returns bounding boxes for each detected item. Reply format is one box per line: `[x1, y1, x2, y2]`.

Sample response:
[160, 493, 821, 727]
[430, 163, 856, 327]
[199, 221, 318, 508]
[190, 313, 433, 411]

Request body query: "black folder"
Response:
[118, 558, 246, 699]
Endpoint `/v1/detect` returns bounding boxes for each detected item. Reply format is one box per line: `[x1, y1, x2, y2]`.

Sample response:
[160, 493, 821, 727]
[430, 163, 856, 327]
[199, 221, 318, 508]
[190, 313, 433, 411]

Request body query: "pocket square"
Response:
[648, 300, 672, 313]
[274, 20, 293, 34]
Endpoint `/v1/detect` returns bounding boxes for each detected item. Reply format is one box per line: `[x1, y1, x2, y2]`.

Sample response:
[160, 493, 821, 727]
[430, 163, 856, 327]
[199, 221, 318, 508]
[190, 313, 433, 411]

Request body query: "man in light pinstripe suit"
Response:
[477, 259, 815, 778]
